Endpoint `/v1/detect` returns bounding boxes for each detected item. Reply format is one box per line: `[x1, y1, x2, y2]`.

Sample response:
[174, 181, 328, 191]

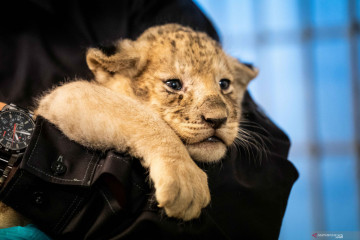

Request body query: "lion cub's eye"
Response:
[219, 79, 231, 90]
[165, 79, 182, 91]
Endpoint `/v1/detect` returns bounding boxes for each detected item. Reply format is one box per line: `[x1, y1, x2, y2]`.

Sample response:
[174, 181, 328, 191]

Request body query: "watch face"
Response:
[0, 110, 35, 151]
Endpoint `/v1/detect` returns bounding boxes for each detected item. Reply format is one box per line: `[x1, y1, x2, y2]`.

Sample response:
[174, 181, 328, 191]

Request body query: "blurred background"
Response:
[193, 0, 360, 239]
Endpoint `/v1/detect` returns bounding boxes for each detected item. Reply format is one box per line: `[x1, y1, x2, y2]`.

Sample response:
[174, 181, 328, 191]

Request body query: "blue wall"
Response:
[193, 0, 360, 239]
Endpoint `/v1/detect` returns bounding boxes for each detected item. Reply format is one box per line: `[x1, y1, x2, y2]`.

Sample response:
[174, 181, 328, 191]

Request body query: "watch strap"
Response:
[0, 155, 8, 176]
[0, 104, 10, 185]
[0, 154, 22, 188]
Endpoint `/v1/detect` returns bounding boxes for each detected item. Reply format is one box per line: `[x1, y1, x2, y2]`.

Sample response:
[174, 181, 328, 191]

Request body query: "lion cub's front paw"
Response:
[151, 160, 210, 221]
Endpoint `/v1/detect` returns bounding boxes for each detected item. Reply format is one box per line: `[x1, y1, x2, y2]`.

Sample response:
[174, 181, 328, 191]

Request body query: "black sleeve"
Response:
[0, 114, 298, 240]
[0, 0, 218, 107]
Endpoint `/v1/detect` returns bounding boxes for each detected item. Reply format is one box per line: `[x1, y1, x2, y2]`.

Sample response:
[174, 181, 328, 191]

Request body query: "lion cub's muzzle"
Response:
[199, 95, 229, 129]
[189, 95, 231, 145]
[200, 116, 227, 143]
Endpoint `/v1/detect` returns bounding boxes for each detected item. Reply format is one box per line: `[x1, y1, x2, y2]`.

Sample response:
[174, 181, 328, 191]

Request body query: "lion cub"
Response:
[37, 24, 257, 221]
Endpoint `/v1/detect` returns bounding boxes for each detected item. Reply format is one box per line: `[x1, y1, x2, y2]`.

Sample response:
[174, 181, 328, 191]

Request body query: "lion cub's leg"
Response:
[36, 80, 210, 221]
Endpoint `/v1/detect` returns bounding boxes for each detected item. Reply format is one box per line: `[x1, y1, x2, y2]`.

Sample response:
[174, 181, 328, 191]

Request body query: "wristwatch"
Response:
[0, 103, 35, 188]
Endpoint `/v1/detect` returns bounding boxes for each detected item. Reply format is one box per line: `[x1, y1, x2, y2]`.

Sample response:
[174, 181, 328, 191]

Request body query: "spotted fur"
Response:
[0, 24, 258, 225]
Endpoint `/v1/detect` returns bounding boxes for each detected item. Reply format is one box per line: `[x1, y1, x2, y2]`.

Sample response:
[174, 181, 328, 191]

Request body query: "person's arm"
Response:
[0, 102, 5, 110]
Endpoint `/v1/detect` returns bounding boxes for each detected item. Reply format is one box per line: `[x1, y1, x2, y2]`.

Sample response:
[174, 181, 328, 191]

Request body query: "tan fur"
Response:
[0, 24, 258, 225]
[0, 202, 30, 228]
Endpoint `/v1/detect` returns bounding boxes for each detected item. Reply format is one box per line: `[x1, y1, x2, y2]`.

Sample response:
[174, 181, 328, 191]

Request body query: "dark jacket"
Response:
[0, 0, 298, 239]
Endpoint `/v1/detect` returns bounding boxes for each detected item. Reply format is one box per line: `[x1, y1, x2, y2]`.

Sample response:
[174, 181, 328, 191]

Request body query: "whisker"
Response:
[240, 119, 272, 138]
[233, 126, 270, 165]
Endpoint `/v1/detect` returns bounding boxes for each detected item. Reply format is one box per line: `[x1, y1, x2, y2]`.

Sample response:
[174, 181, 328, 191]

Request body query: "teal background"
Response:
[0, 224, 51, 240]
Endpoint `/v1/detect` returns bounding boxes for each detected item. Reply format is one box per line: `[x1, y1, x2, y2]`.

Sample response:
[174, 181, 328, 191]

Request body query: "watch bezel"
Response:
[0, 109, 35, 154]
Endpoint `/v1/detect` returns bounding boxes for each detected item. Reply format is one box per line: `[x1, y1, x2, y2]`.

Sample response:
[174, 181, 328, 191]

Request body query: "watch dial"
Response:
[0, 110, 35, 151]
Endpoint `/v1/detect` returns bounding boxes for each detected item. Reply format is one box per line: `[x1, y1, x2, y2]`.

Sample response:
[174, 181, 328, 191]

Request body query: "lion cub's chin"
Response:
[186, 142, 227, 163]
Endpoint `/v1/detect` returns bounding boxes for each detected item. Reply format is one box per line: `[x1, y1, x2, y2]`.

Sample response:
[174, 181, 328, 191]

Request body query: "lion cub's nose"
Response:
[202, 116, 227, 129]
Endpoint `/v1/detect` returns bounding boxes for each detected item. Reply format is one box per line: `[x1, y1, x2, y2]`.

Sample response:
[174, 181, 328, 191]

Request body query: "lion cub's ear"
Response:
[229, 57, 259, 86]
[86, 39, 148, 83]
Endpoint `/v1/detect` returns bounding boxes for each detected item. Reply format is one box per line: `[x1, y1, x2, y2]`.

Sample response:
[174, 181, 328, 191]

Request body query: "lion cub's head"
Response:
[86, 24, 258, 162]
